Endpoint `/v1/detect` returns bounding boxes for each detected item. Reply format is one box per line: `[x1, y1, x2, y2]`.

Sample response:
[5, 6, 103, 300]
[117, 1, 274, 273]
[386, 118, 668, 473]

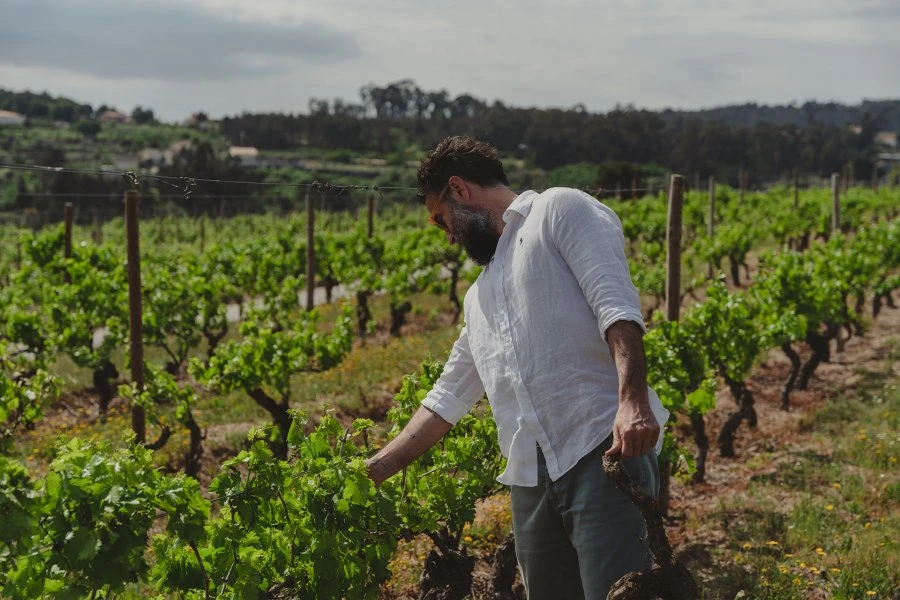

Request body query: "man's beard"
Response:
[448, 202, 500, 266]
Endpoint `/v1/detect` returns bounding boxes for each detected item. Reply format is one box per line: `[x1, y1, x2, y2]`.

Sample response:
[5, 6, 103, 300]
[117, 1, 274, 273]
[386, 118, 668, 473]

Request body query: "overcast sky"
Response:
[1, 0, 898, 121]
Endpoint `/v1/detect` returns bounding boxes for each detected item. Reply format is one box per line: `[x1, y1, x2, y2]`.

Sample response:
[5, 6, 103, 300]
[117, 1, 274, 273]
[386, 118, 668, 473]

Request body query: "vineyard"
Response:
[1, 178, 899, 599]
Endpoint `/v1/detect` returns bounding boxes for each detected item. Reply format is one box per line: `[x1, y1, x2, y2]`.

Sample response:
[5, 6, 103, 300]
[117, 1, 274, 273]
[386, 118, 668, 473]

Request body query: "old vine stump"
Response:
[602, 455, 699, 600]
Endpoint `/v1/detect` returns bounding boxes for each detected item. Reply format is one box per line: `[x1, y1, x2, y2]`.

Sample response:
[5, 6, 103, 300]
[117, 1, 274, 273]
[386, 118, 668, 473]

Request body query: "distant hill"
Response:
[3, 84, 897, 182]
[0, 89, 94, 122]
[4, 86, 898, 131]
[659, 100, 900, 131]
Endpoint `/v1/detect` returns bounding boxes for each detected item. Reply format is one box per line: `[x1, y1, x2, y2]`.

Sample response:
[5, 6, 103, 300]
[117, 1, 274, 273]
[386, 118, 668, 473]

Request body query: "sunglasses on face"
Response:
[428, 184, 451, 233]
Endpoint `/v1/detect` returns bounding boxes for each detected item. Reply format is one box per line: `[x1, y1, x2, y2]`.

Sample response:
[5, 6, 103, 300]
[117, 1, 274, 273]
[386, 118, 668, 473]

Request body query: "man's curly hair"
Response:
[416, 136, 509, 202]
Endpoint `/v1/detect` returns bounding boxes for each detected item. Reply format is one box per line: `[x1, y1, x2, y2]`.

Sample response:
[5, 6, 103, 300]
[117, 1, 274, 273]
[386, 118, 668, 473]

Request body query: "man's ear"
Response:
[447, 175, 469, 204]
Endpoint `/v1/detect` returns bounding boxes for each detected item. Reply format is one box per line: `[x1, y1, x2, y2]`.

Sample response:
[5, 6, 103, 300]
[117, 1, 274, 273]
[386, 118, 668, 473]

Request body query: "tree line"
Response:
[220, 79, 898, 183]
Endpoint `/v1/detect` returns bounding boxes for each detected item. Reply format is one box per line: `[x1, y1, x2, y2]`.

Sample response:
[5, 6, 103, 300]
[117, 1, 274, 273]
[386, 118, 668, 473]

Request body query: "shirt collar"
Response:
[502, 190, 538, 224]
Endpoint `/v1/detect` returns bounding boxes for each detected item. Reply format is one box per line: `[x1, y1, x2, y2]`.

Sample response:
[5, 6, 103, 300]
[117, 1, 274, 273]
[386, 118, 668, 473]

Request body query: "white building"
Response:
[228, 146, 260, 168]
[0, 110, 26, 126]
[875, 131, 898, 148]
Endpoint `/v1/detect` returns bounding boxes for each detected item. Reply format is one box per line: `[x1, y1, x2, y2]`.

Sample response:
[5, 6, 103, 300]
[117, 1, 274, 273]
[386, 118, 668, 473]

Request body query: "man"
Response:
[366, 136, 669, 599]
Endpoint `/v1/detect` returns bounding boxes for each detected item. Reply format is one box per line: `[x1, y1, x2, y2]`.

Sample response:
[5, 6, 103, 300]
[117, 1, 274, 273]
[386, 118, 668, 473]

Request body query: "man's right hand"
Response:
[364, 406, 453, 486]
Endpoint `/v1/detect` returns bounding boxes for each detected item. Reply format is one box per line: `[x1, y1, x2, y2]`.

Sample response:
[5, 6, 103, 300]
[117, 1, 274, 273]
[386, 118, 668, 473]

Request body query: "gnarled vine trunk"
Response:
[448, 267, 462, 324]
[796, 329, 832, 391]
[356, 290, 372, 340]
[248, 388, 290, 459]
[489, 534, 522, 600]
[690, 412, 709, 484]
[390, 300, 412, 337]
[780, 343, 802, 410]
[419, 528, 475, 600]
[93, 360, 119, 415]
[717, 376, 757, 458]
[603, 455, 699, 600]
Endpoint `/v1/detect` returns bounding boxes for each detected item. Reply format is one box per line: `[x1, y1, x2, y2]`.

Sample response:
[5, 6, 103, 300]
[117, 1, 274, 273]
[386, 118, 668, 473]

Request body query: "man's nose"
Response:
[446, 232, 456, 245]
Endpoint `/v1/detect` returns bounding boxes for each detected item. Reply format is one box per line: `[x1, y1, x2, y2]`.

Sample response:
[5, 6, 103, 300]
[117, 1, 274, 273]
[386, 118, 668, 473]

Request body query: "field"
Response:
[1, 183, 898, 599]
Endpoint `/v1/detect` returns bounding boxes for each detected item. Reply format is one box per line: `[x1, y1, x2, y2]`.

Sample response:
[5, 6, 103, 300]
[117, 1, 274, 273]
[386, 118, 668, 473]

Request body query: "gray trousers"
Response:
[510, 437, 659, 600]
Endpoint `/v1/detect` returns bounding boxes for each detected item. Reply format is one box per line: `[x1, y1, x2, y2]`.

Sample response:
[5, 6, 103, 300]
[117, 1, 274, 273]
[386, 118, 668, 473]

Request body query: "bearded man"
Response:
[366, 136, 669, 600]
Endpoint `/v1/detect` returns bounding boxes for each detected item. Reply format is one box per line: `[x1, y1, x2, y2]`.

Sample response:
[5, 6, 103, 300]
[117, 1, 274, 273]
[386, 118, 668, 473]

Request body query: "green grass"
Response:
[692, 377, 900, 599]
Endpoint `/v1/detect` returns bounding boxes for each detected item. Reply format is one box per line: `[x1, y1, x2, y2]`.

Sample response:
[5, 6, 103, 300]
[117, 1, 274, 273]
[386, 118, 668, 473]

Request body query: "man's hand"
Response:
[365, 405, 452, 486]
[607, 395, 660, 458]
[604, 320, 660, 458]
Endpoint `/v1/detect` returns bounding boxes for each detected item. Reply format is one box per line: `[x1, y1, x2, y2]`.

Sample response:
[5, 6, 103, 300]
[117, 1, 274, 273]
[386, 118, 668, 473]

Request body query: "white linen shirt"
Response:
[420, 187, 670, 487]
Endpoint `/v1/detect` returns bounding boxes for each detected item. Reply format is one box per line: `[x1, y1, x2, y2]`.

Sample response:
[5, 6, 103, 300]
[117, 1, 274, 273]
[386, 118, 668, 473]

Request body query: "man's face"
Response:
[426, 183, 500, 266]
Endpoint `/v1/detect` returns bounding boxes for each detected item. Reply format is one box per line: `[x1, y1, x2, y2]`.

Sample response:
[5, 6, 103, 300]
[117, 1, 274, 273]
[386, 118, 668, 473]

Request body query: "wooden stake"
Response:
[707, 176, 716, 278]
[792, 169, 799, 209]
[831, 173, 841, 233]
[739, 169, 747, 203]
[872, 163, 879, 193]
[367, 194, 375, 238]
[306, 190, 315, 311]
[63, 202, 74, 284]
[199, 214, 205, 254]
[660, 174, 685, 517]
[666, 175, 684, 322]
[125, 190, 146, 444]
[92, 207, 102, 245]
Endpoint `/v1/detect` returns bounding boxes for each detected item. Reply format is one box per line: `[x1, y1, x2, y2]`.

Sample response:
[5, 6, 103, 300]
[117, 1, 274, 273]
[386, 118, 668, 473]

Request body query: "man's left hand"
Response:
[605, 397, 660, 459]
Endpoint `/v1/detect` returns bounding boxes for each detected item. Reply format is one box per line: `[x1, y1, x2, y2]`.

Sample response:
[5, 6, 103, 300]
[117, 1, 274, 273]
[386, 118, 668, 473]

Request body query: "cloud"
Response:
[0, 0, 361, 82]
[677, 58, 733, 84]
[0, 0, 896, 121]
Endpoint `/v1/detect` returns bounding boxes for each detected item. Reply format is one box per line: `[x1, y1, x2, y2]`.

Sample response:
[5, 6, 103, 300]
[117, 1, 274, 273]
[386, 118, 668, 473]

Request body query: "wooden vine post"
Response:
[367, 193, 375, 238]
[125, 190, 146, 444]
[831, 173, 841, 233]
[199, 213, 205, 254]
[92, 207, 103, 245]
[707, 176, 715, 277]
[659, 174, 685, 517]
[792, 168, 799, 209]
[666, 175, 684, 322]
[63, 202, 74, 284]
[306, 189, 315, 311]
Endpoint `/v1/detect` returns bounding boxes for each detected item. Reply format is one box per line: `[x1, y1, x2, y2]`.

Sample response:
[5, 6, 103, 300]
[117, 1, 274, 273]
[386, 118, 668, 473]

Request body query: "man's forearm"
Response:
[606, 320, 649, 402]
[604, 319, 659, 457]
[366, 406, 453, 486]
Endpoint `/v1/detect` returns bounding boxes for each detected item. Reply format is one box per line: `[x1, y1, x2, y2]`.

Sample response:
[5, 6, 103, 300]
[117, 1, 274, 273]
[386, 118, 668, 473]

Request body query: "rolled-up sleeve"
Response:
[548, 190, 645, 339]
[420, 326, 485, 425]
